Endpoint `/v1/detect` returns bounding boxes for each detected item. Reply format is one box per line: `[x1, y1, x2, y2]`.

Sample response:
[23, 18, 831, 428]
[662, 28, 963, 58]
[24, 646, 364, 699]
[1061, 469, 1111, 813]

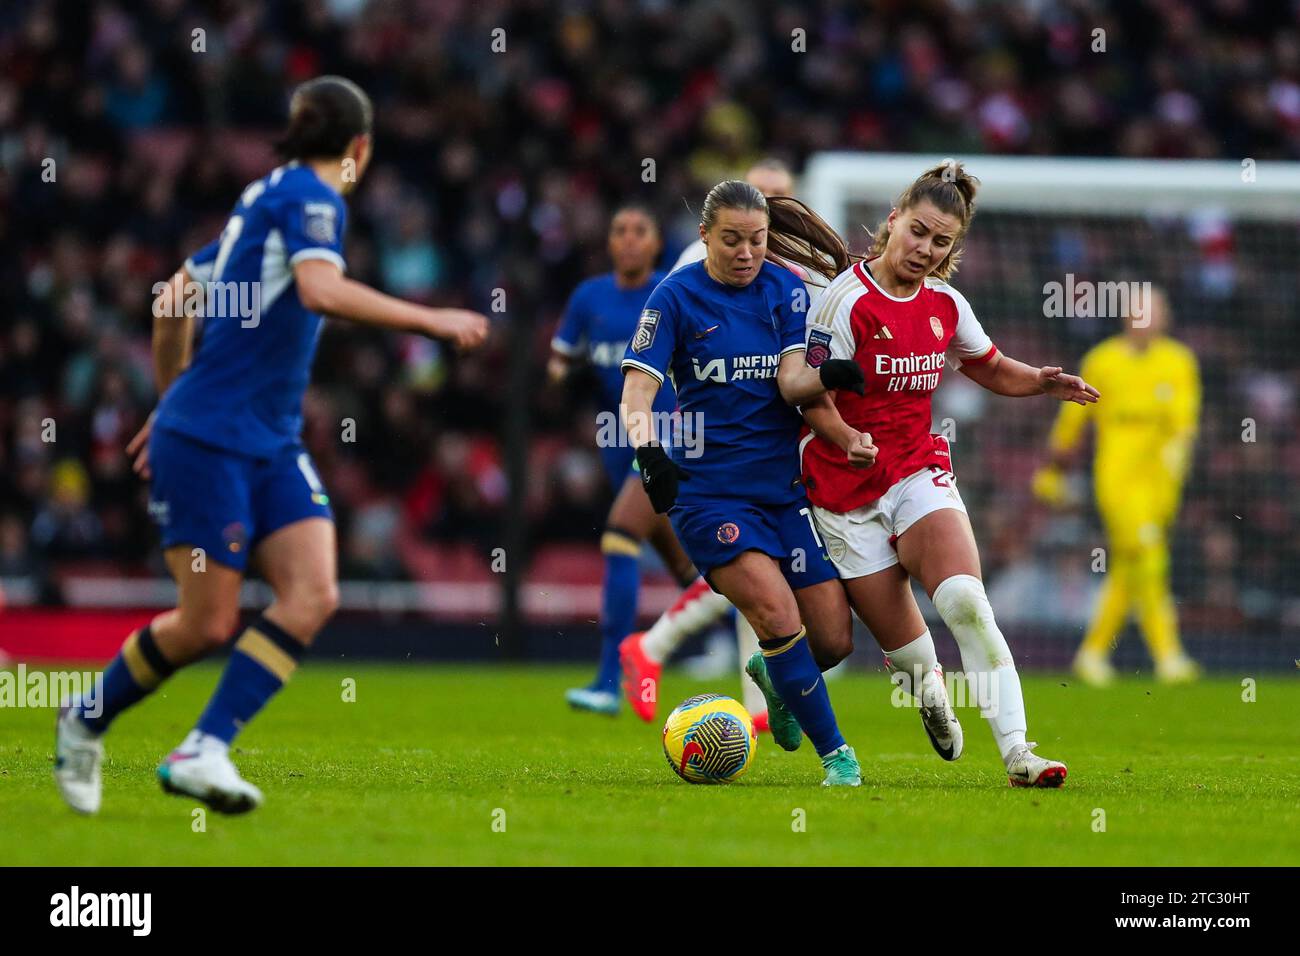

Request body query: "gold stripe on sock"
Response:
[120, 630, 165, 690]
[600, 531, 641, 558]
[760, 625, 807, 658]
[235, 628, 298, 683]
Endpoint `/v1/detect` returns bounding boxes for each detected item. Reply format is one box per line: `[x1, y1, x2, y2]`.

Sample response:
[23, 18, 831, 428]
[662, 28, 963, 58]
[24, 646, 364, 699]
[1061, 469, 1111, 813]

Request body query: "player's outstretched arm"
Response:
[777, 351, 866, 405]
[294, 259, 488, 350]
[960, 351, 1099, 405]
[800, 394, 877, 468]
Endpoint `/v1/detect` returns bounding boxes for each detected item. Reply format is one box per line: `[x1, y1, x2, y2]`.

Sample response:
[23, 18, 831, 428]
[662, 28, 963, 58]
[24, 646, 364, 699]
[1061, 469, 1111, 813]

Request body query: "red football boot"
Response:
[619, 632, 662, 723]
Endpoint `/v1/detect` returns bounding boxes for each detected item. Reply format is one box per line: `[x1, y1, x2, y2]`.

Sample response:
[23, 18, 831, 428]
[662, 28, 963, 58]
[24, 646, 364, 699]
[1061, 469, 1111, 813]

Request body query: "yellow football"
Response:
[662, 694, 757, 784]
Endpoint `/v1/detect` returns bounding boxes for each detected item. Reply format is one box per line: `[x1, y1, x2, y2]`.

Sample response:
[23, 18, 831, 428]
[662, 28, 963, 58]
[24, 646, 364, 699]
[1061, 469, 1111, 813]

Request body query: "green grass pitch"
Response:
[5, 663, 1298, 866]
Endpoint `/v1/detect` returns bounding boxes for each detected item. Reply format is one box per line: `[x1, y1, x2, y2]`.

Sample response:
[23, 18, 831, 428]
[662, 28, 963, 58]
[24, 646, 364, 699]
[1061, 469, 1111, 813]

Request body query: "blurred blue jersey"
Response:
[156, 163, 347, 458]
[621, 260, 808, 506]
[552, 271, 676, 416]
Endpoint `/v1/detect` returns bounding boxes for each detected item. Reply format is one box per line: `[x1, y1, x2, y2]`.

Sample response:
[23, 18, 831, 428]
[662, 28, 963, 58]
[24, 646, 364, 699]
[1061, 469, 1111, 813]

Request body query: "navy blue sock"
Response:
[195, 616, 305, 744]
[79, 624, 175, 734]
[595, 530, 640, 692]
[759, 628, 846, 756]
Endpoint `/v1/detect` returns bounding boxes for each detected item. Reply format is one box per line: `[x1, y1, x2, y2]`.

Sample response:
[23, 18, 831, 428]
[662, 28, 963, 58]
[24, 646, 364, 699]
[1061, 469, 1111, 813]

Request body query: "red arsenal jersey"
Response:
[799, 260, 998, 512]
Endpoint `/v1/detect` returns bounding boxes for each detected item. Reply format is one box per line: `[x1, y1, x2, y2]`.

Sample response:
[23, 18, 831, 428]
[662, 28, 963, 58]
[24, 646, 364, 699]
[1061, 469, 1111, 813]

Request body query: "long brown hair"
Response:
[699, 180, 854, 283]
[868, 160, 980, 282]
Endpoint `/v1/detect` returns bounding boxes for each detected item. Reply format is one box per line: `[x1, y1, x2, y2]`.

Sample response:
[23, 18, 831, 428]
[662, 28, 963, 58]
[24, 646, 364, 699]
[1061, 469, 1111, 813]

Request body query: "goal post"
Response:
[804, 152, 1300, 232]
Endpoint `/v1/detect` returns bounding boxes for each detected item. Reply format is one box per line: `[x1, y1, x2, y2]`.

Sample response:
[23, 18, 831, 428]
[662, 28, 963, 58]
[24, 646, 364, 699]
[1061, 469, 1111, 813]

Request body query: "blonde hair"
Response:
[869, 160, 980, 282]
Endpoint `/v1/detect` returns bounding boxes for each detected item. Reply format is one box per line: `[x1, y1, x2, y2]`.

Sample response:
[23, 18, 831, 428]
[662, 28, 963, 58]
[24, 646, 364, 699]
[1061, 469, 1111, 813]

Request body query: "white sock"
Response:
[734, 613, 765, 715]
[179, 729, 229, 756]
[931, 574, 1027, 762]
[62, 709, 101, 740]
[640, 579, 732, 664]
[883, 630, 943, 707]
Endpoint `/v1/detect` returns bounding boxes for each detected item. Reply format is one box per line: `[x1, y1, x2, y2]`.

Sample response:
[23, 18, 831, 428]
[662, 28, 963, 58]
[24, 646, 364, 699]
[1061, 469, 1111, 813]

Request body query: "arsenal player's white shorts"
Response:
[810, 465, 968, 579]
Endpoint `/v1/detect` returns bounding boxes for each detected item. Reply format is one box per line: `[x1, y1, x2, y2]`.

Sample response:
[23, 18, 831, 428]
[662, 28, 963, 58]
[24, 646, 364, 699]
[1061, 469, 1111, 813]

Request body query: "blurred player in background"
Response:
[53, 76, 488, 816]
[549, 205, 735, 716]
[619, 157, 808, 726]
[622, 180, 870, 786]
[791, 161, 1096, 788]
[1034, 287, 1201, 686]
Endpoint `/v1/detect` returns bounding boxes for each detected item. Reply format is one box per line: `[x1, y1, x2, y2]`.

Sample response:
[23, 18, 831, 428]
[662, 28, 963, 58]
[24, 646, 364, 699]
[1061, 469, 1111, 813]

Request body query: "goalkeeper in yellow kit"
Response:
[1033, 286, 1201, 685]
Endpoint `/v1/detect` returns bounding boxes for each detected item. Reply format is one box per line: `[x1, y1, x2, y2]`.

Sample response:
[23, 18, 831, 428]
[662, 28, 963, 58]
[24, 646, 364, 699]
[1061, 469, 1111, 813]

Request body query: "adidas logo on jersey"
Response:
[873, 327, 893, 340]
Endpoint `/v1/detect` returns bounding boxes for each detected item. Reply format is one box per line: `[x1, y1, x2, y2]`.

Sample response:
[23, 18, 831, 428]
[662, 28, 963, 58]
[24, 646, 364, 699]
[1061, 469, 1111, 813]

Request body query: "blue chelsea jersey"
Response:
[621, 260, 809, 505]
[155, 163, 348, 458]
[552, 270, 676, 416]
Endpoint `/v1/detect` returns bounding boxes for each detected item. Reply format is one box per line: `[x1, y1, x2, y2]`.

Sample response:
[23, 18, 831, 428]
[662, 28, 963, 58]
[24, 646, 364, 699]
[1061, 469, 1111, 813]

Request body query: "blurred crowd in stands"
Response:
[2, 0, 1298, 631]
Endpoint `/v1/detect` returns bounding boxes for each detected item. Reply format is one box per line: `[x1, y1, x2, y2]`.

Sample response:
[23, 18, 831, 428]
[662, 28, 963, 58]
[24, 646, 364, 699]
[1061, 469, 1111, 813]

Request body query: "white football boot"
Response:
[53, 706, 104, 815]
[1155, 653, 1201, 684]
[157, 732, 263, 814]
[917, 664, 963, 761]
[1005, 741, 1068, 788]
[1072, 647, 1116, 687]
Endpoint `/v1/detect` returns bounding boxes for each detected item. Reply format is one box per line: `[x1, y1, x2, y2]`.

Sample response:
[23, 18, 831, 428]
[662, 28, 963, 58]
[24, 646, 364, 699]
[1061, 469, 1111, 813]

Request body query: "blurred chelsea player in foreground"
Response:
[53, 76, 489, 815]
[620, 180, 869, 786]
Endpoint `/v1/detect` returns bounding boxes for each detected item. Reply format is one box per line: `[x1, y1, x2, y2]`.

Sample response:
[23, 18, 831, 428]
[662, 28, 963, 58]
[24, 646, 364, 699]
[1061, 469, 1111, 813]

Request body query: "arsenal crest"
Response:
[930, 315, 944, 339]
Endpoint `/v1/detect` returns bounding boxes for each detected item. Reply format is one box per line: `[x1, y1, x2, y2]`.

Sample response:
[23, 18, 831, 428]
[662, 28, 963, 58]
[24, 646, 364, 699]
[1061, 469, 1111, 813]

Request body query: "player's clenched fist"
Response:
[428, 308, 490, 350]
[846, 430, 877, 468]
[636, 443, 688, 513]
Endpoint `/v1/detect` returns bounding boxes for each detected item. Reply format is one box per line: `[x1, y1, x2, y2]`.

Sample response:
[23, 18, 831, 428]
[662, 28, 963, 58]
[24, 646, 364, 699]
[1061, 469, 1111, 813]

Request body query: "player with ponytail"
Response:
[793, 161, 1098, 787]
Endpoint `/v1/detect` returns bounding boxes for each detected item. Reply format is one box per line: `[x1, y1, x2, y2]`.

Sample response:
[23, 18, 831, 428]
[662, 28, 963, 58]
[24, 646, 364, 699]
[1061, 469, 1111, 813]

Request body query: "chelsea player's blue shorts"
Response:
[669, 495, 839, 591]
[148, 425, 334, 572]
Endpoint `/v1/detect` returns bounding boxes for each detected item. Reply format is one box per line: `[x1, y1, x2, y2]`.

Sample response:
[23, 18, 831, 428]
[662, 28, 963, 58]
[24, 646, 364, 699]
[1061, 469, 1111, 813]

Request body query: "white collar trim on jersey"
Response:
[856, 259, 923, 303]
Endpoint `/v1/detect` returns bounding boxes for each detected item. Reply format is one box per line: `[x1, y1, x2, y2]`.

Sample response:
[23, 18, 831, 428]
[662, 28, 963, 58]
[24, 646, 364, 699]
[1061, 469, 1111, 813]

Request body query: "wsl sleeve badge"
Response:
[806, 327, 833, 368]
[303, 202, 338, 245]
[630, 308, 661, 353]
[662, 694, 757, 784]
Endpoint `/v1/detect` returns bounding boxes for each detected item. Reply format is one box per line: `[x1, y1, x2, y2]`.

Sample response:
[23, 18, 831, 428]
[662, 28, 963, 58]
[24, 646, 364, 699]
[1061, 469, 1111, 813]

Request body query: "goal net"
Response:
[803, 153, 1300, 673]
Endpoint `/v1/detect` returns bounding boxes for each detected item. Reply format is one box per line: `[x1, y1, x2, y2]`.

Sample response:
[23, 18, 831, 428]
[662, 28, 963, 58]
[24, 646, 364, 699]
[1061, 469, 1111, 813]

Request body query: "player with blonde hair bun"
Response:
[787, 160, 1099, 787]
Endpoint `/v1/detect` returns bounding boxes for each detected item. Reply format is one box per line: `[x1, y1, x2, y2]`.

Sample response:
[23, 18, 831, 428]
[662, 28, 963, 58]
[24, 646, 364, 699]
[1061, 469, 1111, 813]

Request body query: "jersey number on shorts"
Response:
[799, 507, 825, 549]
[297, 453, 325, 494]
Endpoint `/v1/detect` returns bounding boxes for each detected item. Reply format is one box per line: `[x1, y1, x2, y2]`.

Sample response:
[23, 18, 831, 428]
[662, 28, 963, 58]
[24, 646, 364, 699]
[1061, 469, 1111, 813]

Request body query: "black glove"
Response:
[818, 358, 866, 396]
[636, 444, 687, 513]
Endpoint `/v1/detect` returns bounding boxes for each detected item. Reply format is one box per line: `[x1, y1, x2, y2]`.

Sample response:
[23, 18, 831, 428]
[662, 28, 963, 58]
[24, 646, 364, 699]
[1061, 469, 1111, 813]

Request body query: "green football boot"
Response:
[820, 745, 862, 787]
[744, 652, 803, 752]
